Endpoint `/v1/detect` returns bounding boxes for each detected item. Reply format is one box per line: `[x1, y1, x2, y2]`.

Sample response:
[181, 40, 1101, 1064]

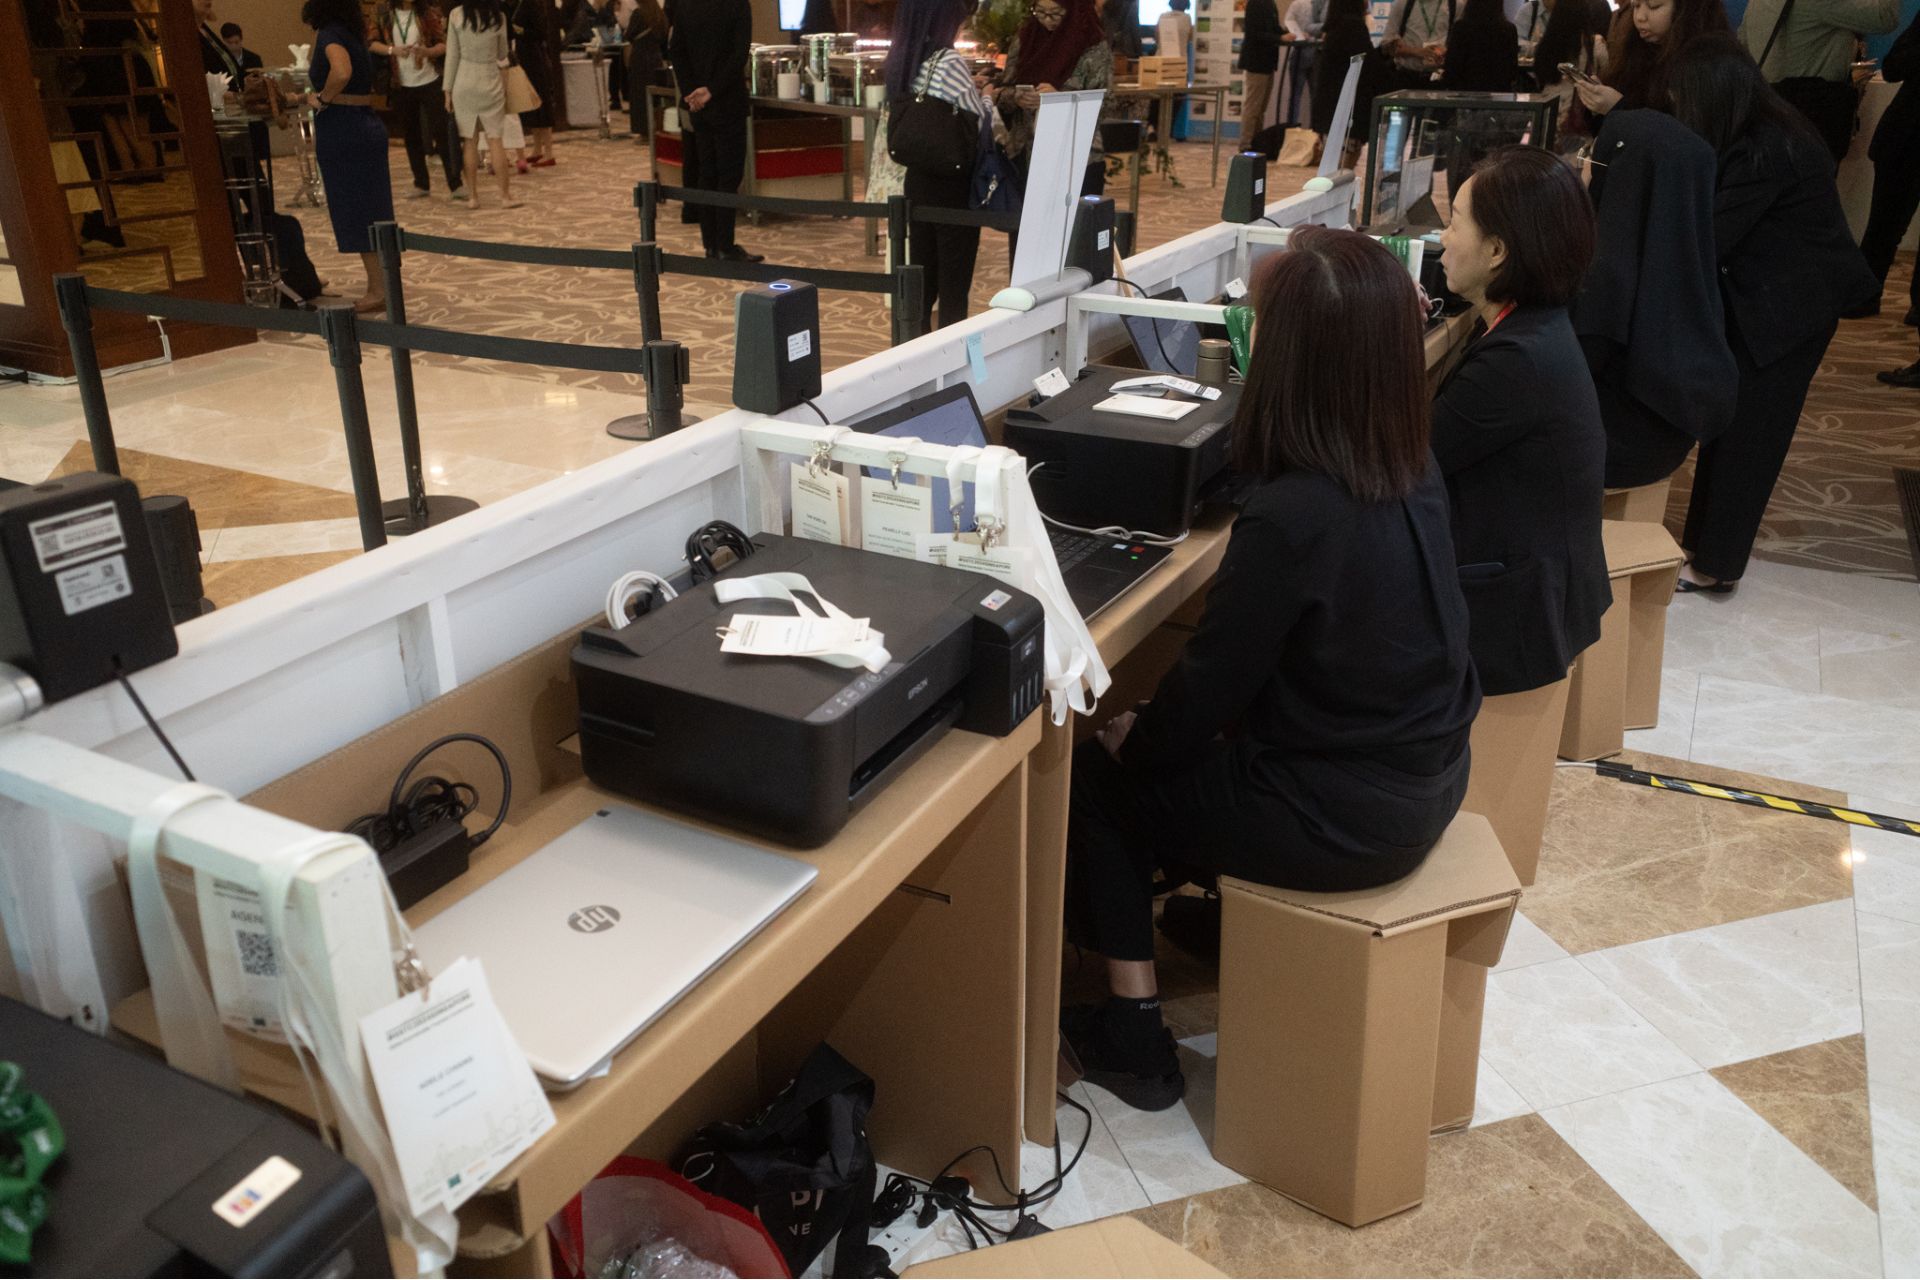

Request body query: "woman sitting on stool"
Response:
[1061, 227, 1482, 1112]
[1434, 149, 1610, 706]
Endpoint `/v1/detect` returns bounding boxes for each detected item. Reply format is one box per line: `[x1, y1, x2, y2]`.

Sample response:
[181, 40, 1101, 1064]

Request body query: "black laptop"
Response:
[851, 386, 1171, 620]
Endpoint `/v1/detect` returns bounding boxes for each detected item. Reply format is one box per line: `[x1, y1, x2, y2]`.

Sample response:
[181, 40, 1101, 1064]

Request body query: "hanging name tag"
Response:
[952, 542, 1029, 584]
[789, 462, 849, 545]
[359, 957, 555, 1217]
[720, 614, 873, 659]
[196, 876, 286, 1041]
[860, 476, 932, 559]
[915, 533, 954, 567]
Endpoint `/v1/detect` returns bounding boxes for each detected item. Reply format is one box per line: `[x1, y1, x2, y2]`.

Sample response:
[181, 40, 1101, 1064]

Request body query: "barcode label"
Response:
[29, 500, 125, 572]
[236, 928, 278, 977]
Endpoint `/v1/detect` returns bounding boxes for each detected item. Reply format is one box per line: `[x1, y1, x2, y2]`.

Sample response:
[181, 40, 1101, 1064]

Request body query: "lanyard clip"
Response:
[807, 438, 835, 480]
[887, 450, 908, 491]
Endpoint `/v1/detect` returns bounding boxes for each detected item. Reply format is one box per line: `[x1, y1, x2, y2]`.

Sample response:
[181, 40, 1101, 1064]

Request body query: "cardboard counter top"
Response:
[112, 625, 1043, 1254]
[901, 1218, 1224, 1278]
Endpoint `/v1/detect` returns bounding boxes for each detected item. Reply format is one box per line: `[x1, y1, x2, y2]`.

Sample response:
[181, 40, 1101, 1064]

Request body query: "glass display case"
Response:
[1360, 90, 1558, 231]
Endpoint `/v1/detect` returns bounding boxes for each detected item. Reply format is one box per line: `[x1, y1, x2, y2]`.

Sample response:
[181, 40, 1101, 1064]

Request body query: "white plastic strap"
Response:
[714, 572, 893, 672]
[257, 832, 459, 1274]
[126, 782, 242, 1093]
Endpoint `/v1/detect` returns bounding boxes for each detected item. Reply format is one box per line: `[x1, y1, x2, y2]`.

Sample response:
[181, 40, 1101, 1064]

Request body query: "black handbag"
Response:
[1757, 0, 1859, 162]
[679, 1044, 883, 1279]
[887, 49, 981, 177]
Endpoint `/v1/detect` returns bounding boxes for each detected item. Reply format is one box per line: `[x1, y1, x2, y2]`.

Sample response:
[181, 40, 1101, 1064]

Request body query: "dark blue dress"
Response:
[312, 22, 394, 255]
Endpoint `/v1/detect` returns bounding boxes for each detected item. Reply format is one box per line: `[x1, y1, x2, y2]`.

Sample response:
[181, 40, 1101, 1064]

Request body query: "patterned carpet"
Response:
[269, 132, 1920, 583]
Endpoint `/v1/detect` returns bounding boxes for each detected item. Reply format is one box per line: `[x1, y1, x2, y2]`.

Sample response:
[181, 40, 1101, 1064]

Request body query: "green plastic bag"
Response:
[1224, 304, 1254, 376]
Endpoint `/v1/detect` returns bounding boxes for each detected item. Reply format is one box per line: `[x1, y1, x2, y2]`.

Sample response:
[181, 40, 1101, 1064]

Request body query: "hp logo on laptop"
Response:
[568, 904, 622, 934]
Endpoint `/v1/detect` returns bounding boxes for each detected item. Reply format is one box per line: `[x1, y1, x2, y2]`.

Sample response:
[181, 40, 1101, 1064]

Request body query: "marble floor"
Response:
[873, 557, 1920, 1278]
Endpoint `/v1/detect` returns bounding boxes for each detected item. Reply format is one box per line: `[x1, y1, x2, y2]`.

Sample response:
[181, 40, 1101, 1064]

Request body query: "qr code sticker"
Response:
[237, 929, 278, 977]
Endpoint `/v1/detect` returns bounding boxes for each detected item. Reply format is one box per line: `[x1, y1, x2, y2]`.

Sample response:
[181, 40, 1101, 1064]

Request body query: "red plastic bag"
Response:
[549, 1157, 791, 1279]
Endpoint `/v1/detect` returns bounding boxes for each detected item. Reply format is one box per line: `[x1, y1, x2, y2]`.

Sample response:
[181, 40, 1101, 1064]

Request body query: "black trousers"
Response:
[392, 81, 461, 192]
[1064, 739, 1427, 961]
[1860, 157, 1920, 318]
[903, 169, 980, 332]
[1682, 320, 1836, 582]
[688, 109, 747, 254]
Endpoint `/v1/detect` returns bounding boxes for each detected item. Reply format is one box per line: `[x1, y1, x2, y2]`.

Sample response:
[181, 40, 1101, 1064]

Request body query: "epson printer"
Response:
[573, 534, 1045, 846]
[1004, 365, 1242, 537]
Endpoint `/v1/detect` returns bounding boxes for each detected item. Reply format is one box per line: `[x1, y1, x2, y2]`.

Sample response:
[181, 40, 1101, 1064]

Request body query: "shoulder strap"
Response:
[1758, 0, 1795, 71]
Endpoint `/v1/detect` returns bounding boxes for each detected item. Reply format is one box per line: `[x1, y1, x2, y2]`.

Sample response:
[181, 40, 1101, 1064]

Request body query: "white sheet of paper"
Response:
[860, 477, 933, 558]
[359, 957, 555, 1217]
[790, 463, 849, 545]
[720, 613, 871, 658]
[1094, 393, 1201, 420]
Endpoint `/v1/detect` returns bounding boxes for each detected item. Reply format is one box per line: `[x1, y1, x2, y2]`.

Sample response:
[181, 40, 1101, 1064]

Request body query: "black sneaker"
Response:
[1158, 892, 1222, 961]
[1060, 1002, 1185, 1112]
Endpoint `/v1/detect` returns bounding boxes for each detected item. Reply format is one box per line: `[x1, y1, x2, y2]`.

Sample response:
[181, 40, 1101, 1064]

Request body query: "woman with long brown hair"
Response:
[1575, 0, 1729, 114]
[1059, 226, 1481, 1112]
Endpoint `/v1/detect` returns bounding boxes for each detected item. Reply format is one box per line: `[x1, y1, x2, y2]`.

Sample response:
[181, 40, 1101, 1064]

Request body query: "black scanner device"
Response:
[1004, 364, 1241, 537]
[572, 534, 1046, 847]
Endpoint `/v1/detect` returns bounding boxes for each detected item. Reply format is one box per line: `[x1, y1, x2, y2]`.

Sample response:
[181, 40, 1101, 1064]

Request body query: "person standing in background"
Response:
[885, 0, 987, 329]
[1576, 0, 1729, 117]
[1738, 0, 1896, 161]
[1443, 0, 1519, 89]
[1665, 36, 1879, 589]
[669, 0, 763, 261]
[1281, 0, 1326, 126]
[1157, 0, 1194, 139]
[512, 0, 559, 165]
[1859, 10, 1920, 335]
[374, 0, 465, 198]
[1102, 0, 1143, 58]
[997, 0, 1115, 194]
[446, 0, 522, 207]
[1533, 0, 1607, 138]
[301, 0, 396, 311]
[1240, 0, 1283, 139]
[1383, 0, 1453, 88]
[220, 22, 264, 70]
[1511, 0, 1551, 48]
[624, 0, 669, 138]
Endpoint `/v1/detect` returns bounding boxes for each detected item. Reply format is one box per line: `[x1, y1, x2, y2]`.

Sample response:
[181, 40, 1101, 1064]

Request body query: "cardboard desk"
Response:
[115, 626, 1041, 1271]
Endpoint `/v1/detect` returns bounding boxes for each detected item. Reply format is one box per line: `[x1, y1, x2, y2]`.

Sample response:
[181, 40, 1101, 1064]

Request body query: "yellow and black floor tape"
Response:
[1595, 760, 1920, 838]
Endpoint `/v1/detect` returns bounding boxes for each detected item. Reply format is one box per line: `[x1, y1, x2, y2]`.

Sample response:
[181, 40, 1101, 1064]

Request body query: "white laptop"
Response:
[411, 804, 818, 1091]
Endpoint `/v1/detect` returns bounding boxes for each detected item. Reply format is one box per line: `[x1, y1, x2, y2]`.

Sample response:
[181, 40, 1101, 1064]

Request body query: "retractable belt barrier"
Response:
[53, 272, 651, 554]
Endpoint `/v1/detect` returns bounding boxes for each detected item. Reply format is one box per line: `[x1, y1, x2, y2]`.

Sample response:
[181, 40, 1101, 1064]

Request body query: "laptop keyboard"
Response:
[1048, 528, 1107, 571]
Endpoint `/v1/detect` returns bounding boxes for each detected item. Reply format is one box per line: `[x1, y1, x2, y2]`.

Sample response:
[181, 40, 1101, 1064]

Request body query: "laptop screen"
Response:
[849, 384, 989, 534]
[1122, 288, 1201, 378]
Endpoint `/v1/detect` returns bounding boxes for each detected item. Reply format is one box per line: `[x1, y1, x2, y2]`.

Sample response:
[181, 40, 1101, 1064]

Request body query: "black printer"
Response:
[1004, 365, 1241, 537]
[2, 996, 390, 1277]
[572, 534, 1045, 847]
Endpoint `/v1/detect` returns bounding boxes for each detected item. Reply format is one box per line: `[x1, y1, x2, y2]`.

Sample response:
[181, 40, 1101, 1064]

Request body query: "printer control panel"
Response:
[804, 663, 904, 724]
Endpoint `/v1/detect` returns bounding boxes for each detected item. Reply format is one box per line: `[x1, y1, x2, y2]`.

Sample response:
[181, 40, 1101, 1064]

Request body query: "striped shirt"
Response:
[912, 48, 989, 118]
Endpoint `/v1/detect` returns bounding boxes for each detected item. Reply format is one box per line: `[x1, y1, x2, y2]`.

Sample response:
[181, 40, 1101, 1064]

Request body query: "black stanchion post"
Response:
[633, 242, 664, 343]
[372, 222, 478, 536]
[892, 263, 926, 345]
[635, 181, 660, 243]
[52, 274, 121, 476]
[887, 194, 908, 268]
[317, 303, 389, 551]
[1116, 209, 1137, 260]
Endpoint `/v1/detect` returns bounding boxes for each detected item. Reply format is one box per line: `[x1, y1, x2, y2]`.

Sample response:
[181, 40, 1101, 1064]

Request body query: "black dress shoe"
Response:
[716, 245, 765, 264]
[1876, 360, 1920, 388]
[1060, 1003, 1185, 1112]
[1907, 307, 1919, 327]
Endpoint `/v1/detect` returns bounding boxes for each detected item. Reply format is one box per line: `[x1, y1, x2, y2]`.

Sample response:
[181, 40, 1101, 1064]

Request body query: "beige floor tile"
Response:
[1526, 752, 1852, 955]
[1710, 1035, 1877, 1209]
[200, 550, 360, 607]
[1130, 1114, 1694, 1278]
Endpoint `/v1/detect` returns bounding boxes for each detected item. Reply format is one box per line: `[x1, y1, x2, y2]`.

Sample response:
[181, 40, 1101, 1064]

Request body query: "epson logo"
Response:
[907, 677, 929, 701]
[568, 905, 621, 934]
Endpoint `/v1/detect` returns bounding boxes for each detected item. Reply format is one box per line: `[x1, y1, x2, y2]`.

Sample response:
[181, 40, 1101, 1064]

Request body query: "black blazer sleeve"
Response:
[1884, 11, 1920, 80]
[1432, 331, 1540, 473]
[1120, 506, 1309, 769]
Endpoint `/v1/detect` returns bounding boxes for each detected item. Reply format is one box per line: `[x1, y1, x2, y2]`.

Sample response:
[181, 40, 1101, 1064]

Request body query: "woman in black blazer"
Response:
[1433, 147, 1611, 697]
[1060, 228, 1480, 1113]
[1666, 37, 1879, 590]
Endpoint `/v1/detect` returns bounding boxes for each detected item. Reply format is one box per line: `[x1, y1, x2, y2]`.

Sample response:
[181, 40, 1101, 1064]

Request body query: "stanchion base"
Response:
[382, 493, 481, 536]
[606, 412, 704, 441]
